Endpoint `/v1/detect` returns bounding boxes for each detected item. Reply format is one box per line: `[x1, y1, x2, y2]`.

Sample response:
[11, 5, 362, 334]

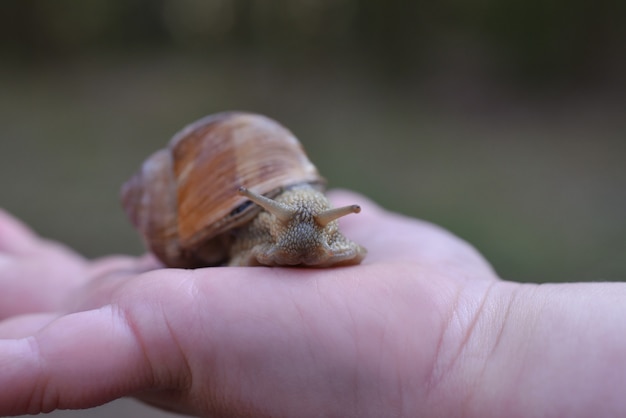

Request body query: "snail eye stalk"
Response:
[238, 187, 294, 223]
[315, 205, 361, 227]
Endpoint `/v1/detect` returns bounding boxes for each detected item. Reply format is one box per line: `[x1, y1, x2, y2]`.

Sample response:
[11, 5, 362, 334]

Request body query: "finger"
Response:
[0, 209, 38, 255]
[0, 244, 88, 318]
[0, 313, 59, 339]
[74, 254, 163, 312]
[0, 306, 151, 415]
[88, 253, 162, 280]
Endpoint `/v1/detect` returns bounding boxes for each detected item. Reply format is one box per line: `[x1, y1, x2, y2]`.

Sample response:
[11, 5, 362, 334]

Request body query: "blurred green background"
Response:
[0, 1, 625, 415]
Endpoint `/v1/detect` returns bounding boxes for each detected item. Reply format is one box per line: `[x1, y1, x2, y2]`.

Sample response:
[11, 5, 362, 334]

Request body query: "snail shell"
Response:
[121, 112, 366, 268]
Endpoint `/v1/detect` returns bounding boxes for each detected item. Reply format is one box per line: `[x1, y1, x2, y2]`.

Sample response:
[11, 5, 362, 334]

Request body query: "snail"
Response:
[121, 111, 366, 268]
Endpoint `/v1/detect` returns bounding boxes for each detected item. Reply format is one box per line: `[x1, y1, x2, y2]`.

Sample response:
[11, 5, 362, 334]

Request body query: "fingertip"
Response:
[0, 208, 38, 254]
[0, 307, 153, 415]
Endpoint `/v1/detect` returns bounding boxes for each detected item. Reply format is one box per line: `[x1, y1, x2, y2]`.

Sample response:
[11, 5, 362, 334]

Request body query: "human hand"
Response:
[0, 191, 625, 417]
[0, 208, 157, 335]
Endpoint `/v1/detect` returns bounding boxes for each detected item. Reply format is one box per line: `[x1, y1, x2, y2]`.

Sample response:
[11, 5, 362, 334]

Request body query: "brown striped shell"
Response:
[121, 112, 365, 268]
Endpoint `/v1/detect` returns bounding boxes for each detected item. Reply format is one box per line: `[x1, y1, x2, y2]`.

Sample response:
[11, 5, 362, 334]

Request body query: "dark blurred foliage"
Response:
[1, 0, 624, 88]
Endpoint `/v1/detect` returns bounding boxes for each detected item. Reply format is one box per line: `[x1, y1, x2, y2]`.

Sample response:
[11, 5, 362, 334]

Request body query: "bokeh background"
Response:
[0, 1, 624, 416]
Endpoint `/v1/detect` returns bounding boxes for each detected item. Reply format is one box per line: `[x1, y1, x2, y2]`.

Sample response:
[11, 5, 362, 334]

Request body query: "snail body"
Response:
[121, 112, 366, 268]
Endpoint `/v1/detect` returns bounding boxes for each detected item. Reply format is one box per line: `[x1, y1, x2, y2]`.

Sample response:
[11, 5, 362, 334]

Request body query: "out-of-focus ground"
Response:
[0, 1, 625, 416]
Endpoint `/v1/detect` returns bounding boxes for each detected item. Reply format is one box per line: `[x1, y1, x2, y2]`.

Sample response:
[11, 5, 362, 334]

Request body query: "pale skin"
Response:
[0, 190, 625, 417]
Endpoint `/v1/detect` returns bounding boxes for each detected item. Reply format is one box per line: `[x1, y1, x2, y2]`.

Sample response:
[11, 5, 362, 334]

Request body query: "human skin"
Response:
[0, 190, 625, 417]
